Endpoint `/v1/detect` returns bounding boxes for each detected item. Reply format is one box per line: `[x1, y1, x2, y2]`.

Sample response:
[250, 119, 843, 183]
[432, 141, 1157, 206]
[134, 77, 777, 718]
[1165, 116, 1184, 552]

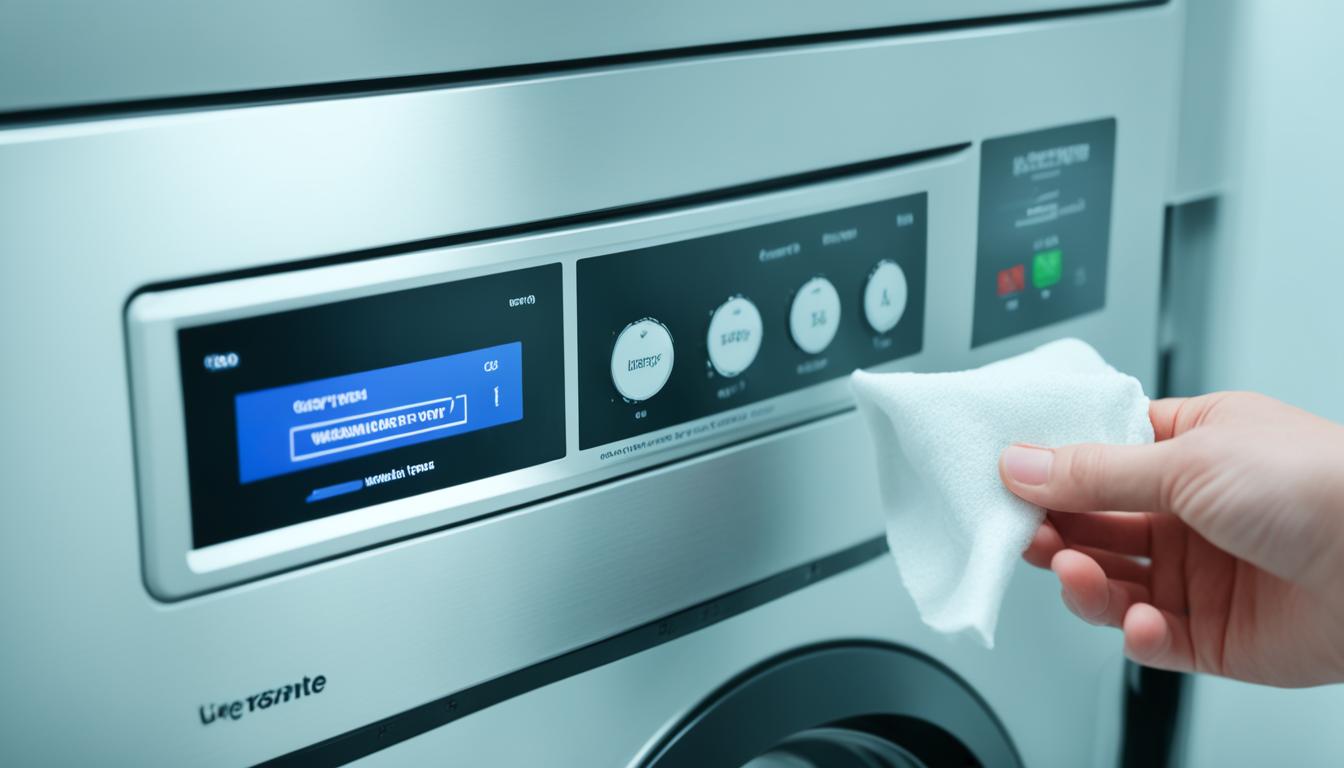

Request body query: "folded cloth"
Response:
[849, 338, 1153, 648]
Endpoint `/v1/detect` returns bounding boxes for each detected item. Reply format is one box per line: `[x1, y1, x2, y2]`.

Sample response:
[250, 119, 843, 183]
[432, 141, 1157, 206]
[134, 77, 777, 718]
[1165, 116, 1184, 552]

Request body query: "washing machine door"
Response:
[641, 643, 1021, 768]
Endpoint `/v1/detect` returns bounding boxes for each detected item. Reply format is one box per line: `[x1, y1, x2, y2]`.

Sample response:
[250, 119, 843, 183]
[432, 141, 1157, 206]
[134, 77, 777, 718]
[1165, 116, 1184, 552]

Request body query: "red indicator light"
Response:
[997, 264, 1025, 296]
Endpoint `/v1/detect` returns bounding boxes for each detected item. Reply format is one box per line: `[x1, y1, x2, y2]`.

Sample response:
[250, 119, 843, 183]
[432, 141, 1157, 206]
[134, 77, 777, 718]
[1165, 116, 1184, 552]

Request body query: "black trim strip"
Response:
[1120, 664, 1187, 767]
[4, 1, 1167, 127]
[130, 142, 969, 297]
[256, 536, 890, 767]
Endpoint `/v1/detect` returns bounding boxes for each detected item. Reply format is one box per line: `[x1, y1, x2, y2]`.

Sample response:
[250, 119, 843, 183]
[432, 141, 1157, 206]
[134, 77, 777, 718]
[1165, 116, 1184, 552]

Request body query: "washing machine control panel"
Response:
[129, 183, 935, 598]
[577, 194, 926, 449]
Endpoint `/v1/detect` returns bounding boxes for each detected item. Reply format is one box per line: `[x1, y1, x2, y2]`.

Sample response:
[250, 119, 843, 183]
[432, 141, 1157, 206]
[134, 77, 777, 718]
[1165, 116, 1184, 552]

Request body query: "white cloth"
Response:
[849, 338, 1153, 648]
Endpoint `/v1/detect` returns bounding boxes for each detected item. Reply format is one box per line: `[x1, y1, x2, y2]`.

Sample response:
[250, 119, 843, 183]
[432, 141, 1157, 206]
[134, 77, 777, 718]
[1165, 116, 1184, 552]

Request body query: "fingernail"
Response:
[1059, 582, 1103, 625]
[1060, 588, 1081, 617]
[1003, 444, 1053, 485]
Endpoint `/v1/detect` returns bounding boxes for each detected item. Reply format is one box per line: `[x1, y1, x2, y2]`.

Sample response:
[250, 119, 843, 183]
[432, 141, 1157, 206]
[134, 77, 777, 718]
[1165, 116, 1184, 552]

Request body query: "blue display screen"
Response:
[234, 342, 523, 484]
[179, 264, 563, 549]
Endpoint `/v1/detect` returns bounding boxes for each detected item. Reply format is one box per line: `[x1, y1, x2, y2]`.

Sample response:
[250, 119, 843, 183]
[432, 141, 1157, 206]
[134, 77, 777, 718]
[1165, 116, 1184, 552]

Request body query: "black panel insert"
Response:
[177, 264, 565, 549]
[972, 118, 1117, 346]
[577, 194, 926, 449]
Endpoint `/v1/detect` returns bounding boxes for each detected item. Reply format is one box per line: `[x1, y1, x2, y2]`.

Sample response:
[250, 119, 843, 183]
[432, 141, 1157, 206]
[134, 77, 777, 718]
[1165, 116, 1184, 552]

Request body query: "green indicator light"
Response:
[1032, 249, 1063, 289]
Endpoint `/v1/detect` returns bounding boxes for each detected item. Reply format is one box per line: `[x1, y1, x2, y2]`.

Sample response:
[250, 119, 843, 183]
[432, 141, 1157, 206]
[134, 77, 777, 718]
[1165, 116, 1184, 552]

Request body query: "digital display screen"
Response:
[234, 343, 523, 486]
[177, 264, 564, 549]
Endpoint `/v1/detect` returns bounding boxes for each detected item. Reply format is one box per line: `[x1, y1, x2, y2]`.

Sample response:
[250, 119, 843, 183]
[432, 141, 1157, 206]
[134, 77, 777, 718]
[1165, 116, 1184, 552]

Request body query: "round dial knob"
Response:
[706, 296, 763, 378]
[863, 260, 909, 334]
[610, 318, 675, 402]
[789, 276, 842, 355]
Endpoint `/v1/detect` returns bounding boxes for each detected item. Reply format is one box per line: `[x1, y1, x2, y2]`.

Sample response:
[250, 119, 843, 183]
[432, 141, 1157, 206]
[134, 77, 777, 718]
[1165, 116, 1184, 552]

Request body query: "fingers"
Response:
[1072, 544, 1150, 584]
[1123, 603, 1195, 674]
[1023, 520, 1064, 568]
[1048, 511, 1152, 557]
[1000, 441, 1174, 514]
[1022, 512, 1152, 573]
[1051, 549, 1149, 627]
[1149, 393, 1233, 442]
[1148, 397, 1190, 442]
[1003, 394, 1231, 514]
[1041, 547, 1197, 674]
[1025, 517, 1151, 578]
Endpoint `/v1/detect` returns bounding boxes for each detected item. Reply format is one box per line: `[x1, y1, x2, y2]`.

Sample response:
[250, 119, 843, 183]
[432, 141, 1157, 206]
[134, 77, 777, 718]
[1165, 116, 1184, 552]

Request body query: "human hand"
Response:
[999, 392, 1344, 687]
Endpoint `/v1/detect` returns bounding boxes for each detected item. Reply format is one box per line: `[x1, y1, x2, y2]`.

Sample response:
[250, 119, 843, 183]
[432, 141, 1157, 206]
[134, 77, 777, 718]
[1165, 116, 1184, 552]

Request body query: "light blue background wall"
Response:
[1184, 0, 1344, 421]
[1177, 1, 1344, 764]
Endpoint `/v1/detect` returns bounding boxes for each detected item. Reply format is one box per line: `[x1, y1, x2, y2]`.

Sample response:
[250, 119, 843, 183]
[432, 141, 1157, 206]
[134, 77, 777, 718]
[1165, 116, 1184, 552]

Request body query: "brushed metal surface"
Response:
[0, 4, 1179, 765]
[362, 558, 1128, 768]
[1, 0, 1155, 112]
[3, 10, 1174, 285]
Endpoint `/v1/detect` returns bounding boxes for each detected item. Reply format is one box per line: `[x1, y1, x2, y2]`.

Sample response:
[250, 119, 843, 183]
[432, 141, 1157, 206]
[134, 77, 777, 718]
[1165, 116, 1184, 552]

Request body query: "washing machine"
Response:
[0, 1, 1183, 765]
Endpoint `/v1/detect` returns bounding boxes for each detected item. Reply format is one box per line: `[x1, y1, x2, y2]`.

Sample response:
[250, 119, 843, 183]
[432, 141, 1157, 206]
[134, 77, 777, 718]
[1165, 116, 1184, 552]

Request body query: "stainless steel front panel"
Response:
[1, 1, 1160, 112]
[362, 559, 1127, 768]
[0, 4, 1180, 765]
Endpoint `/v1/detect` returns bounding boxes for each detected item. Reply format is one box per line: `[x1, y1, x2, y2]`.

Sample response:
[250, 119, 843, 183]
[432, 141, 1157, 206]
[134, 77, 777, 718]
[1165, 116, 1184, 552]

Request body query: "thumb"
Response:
[999, 441, 1174, 514]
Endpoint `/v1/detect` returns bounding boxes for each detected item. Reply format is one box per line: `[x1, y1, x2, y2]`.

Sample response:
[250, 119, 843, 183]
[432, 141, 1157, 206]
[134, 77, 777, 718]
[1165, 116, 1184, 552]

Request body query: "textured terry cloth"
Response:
[849, 338, 1153, 648]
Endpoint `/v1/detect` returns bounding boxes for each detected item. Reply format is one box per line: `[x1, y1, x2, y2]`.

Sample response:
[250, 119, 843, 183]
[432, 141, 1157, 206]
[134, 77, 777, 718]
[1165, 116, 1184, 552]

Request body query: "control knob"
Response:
[788, 276, 842, 355]
[863, 260, 908, 334]
[706, 296, 763, 377]
[610, 318, 675, 402]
